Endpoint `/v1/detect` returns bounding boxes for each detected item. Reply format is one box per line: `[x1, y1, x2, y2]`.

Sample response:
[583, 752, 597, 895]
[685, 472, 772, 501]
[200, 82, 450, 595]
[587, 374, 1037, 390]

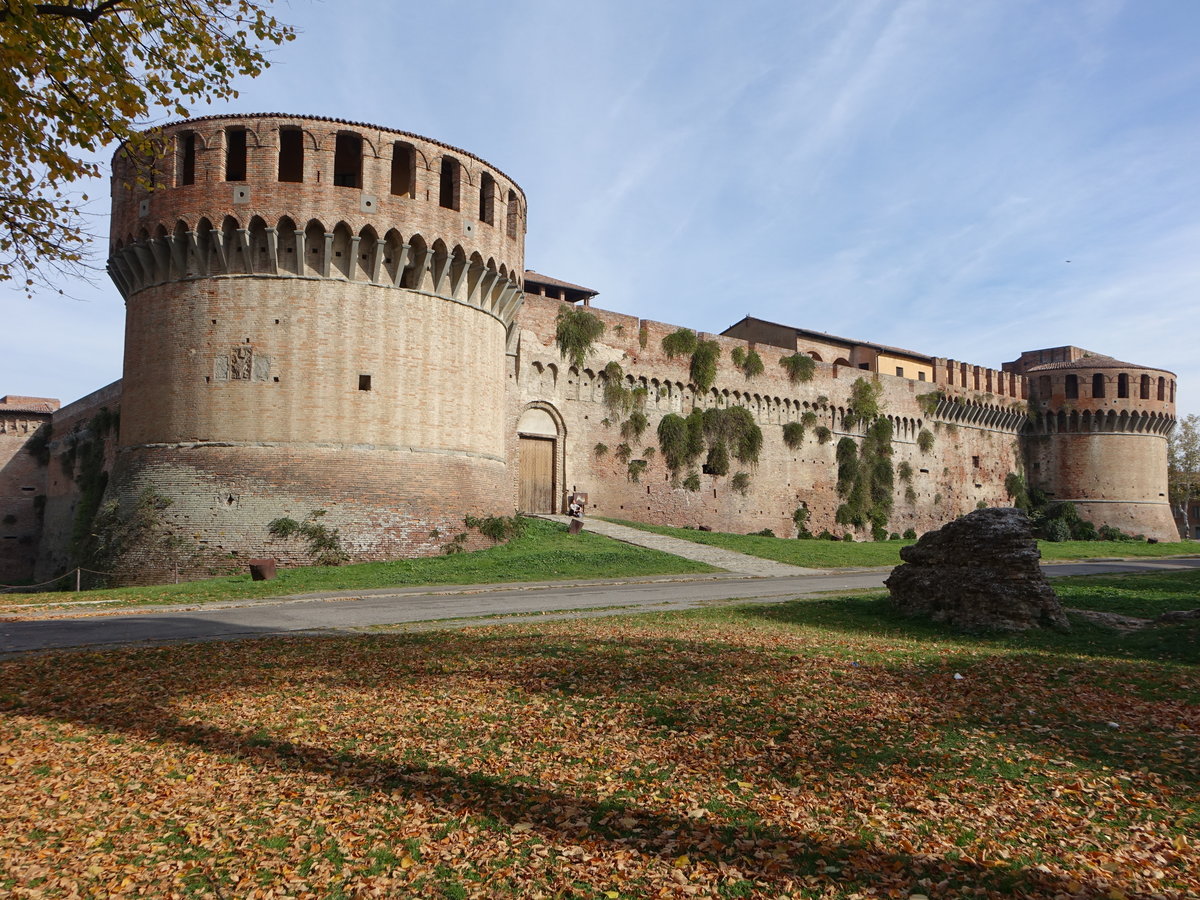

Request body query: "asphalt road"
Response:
[2, 558, 1197, 655]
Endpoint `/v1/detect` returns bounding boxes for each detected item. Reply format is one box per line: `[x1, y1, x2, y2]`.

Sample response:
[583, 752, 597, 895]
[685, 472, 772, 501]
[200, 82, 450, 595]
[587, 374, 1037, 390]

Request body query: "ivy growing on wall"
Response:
[843, 377, 882, 429]
[782, 422, 805, 448]
[621, 410, 648, 442]
[661, 328, 720, 393]
[730, 347, 764, 378]
[833, 394, 895, 538]
[801, 410, 818, 427]
[661, 328, 698, 359]
[690, 340, 721, 393]
[682, 471, 701, 492]
[657, 411, 706, 473]
[917, 428, 935, 452]
[627, 459, 647, 483]
[815, 426, 832, 444]
[554, 306, 605, 368]
[779, 352, 816, 384]
[731, 472, 751, 495]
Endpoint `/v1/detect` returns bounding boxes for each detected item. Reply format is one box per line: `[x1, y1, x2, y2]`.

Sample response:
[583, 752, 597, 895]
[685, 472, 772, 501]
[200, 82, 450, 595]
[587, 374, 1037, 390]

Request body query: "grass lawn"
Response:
[604, 516, 1198, 567]
[0, 518, 715, 611]
[1, 571, 1196, 898]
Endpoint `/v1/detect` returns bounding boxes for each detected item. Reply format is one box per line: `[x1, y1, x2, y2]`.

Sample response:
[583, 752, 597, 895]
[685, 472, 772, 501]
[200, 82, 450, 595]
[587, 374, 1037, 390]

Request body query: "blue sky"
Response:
[4, 0, 1198, 417]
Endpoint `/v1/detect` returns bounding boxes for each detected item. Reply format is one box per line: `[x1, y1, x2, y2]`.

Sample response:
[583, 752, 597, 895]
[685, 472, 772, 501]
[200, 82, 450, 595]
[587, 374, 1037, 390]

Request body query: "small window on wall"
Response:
[479, 172, 495, 224]
[439, 156, 460, 210]
[390, 141, 414, 197]
[278, 128, 304, 182]
[895, 366, 904, 377]
[333, 133, 362, 188]
[178, 132, 196, 186]
[917, 371, 926, 381]
[225, 128, 247, 181]
[358, 374, 372, 391]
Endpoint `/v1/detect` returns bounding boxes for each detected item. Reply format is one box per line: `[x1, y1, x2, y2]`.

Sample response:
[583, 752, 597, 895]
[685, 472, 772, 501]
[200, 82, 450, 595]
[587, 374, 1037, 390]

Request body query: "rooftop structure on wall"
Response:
[0, 112, 1182, 586]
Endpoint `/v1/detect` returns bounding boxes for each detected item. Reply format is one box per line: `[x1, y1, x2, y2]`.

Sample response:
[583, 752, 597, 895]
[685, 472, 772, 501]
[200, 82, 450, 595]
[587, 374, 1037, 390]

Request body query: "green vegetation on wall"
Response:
[690, 339, 721, 393]
[730, 346, 764, 378]
[782, 421, 805, 448]
[554, 306, 605, 368]
[833, 382, 895, 538]
[661, 328, 698, 359]
[779, 353, 816, 384]
[268, 509, 349, 566]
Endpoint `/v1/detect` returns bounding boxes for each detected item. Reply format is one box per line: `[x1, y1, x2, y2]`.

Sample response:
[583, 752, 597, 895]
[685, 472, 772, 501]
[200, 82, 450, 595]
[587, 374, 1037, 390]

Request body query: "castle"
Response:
[0, 114, 1180, 585]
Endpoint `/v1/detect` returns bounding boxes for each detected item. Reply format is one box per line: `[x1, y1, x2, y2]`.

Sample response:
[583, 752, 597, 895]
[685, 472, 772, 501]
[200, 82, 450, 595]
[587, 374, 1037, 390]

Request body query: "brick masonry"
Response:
[0, 114, 1181, 584]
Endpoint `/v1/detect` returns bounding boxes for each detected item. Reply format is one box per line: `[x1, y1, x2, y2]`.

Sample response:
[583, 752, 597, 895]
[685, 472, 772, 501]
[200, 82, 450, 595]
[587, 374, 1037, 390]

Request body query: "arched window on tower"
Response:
[1092, 373, 1105, 399]
[1157, 376, 1165, 401]
[177, 131, 196, 186]
[479, 172, 495, 225]
[1065, 374, 1078, 399]
[333, 133, 362, 188]
[1117, 373, 1129, 399]
[390, 141, 414, 197]
[1038, 375, 1050, 398]
[439, 156, 461, 210]
[278, 127, 304, 182]
[225, 127, 247, 182]
[1140, 374, 1150, 400]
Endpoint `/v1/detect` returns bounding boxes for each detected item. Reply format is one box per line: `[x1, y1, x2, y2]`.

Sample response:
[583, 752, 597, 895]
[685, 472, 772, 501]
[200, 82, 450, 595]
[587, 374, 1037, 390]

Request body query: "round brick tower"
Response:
[1022, 354, 1177, 540]
[106, 114, 527, 574]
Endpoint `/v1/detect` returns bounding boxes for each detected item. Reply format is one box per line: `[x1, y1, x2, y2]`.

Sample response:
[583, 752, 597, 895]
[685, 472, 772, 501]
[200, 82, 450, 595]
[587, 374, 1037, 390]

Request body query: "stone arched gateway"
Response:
[516, 403, 565, 513]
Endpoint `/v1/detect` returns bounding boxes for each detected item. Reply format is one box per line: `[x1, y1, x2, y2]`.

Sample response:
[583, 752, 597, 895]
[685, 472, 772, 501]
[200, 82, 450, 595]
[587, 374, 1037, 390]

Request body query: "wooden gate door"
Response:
[519, 436, 555, 513]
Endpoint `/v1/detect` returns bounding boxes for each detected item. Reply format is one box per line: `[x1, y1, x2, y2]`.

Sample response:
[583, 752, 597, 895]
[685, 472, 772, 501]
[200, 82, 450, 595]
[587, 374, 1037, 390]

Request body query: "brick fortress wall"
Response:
[509, 296, 1030, 538]
[100, 114, 528, 579]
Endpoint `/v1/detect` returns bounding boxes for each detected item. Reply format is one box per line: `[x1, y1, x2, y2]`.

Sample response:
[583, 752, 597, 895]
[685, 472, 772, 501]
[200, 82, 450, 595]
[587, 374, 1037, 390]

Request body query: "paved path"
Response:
[3, 558, 1198, 656]
[540, 515, 823, 575]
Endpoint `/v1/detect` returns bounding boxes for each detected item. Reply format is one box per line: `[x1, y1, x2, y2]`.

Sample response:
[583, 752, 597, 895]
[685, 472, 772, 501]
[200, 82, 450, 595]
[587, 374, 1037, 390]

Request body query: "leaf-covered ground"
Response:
[1, 595, 1196, 898]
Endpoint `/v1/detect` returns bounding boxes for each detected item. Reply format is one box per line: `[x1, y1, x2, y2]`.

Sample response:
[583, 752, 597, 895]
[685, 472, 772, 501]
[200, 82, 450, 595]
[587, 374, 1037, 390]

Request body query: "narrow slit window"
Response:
[479, 172, 495, 224]
[225, 128, 247, 182]
[390, 141, 414, 197]
[278, 128, 304, 182]
[178, 132, 196, 186]
[358, 374, 372, 391]
[439, 156, 460, 209]
[333, 133, 362, 188]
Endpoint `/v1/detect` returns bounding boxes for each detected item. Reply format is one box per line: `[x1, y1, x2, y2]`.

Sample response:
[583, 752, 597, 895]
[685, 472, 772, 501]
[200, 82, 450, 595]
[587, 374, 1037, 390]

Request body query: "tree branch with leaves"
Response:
[0, 0, 295, 294]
